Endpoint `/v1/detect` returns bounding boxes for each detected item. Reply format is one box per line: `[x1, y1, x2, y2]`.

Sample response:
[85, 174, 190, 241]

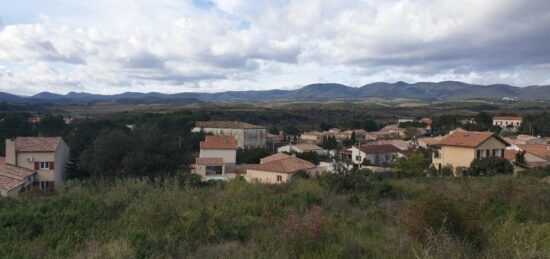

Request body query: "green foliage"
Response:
[0, 176, 549, 258]
[296, 151, 322, 165]
[36, 115, 67, 137]
[469, 157, 513, 176]
[347, 119, 378, 131]
[320, 135, 338, 150]
[392, 151, 430, 176]
[236, 148, 271, 164]
[282, 125, 300, 136]
[519, 112, 550, 137]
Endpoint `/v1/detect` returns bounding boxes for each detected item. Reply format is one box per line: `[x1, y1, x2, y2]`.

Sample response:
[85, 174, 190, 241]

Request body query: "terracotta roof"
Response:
[195, 121, 265, 129]
[418, 136, 445, 146]
[247, 157, 316, 174]
[260, 153, 292, 164]
[504, 150, 519, 161]
[358, 144, 403, 155]
[14, 137, 62, 152]
[200, 136, 237, 150]
[439, 131, 509, 148]
[0, 157, 35, 179]
[0, 175, 25, 191]
[196, 157, 224, 165]
[377, 139, 411, 150]
[293, 143, 323, 152]
[517, 144, 550, 160]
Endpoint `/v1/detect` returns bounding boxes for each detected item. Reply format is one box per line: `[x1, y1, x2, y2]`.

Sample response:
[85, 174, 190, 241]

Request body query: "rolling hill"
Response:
[1, 81, 549, 104]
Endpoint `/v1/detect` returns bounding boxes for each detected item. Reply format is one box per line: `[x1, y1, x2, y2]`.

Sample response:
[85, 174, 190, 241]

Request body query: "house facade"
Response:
[192, 121, 266, 148]
[192, 135, 237, 180]
[432, 131, 509, 174]
[350, 144, 406, 166]
[245, 154, 317, 184]
[1, 137, 70, 197]
[493, 116, 522, 129]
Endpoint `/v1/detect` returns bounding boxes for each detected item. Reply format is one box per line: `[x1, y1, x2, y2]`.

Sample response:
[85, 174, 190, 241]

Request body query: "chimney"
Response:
[5, 139, 16, 166]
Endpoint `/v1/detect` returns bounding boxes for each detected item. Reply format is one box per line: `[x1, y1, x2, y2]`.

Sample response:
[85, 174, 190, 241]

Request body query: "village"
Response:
[2, 113, 548, 197]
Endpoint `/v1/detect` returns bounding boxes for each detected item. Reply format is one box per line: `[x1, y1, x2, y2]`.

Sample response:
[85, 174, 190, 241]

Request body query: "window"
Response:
[492, 149, 497, 156]
[276, 175, 283, 182]
[40, 181, 50, 189]
[476, 150, 481, 159]
[355, 155, 361, 162]
[501, 149, 505, 157]
[485, 149, 490, 157]
[40, 162, 50, 170]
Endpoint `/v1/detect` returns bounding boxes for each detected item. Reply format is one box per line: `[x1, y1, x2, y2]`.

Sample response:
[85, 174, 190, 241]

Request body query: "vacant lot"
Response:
[1, 175, 548, 258]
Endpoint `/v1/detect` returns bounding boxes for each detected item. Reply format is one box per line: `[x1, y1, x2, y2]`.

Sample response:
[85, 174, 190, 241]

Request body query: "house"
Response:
[245, 154, 317, 183]
[493, 116, 522, 129]
[350, 144, 406, 166]
[300, 131, 327, 143]
[192, 121, 267, 148]
[505, 144, 550, 168]
[378, 124, 406, 138]
[431, 131, 510, 175]
[375, 139, 411, 151]
[504, 135, 546, 146]
[277, 143, 326, 155]
[1, 137, 70, 197]
[192, 136, 237, 180]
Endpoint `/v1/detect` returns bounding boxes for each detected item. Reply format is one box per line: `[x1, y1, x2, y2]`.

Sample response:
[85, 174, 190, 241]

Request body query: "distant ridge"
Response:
[2, 81, 550, 104]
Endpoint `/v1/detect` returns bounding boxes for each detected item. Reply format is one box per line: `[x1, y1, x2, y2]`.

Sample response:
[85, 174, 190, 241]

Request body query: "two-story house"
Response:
[1, 137, 70, 197]
[432, 131, 509, 174]
[192, 121, 267, 148]
[192, 135, 237, 180]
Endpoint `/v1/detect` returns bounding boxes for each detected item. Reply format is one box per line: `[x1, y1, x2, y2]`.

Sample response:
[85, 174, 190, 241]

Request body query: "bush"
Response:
[406, 194, 484, 249]
[469, 157, 513, 176]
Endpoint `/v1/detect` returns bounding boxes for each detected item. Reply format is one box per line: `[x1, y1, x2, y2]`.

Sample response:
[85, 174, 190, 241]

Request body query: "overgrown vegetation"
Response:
[0, 175, 548, 258]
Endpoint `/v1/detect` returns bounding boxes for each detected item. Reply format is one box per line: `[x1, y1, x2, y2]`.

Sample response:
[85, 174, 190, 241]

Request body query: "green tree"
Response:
[36, 115, 67, 136]
[392, 151, 430, 176]
[468, 156, 513, 176]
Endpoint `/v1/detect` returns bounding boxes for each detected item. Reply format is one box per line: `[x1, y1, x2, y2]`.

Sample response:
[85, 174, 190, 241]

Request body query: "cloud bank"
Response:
[0, 0, 549, 94]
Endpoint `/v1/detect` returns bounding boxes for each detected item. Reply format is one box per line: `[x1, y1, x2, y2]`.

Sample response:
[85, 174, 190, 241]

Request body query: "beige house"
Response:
[192, 121, 266, 148]
[192, 135, 237, 180]
[245, 153, 316, 184]
[432, 131, 509, 174]
[1, 137, 70, 197]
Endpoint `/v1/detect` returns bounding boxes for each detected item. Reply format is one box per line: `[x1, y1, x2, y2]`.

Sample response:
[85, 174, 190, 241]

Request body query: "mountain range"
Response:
[1, 81, 550, 104]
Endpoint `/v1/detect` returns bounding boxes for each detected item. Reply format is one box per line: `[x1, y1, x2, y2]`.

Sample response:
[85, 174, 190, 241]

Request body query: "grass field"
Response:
[1, 174, 548, 258]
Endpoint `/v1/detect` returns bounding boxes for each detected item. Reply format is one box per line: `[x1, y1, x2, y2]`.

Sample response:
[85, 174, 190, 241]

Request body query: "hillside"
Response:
[1, 81, 549, 104]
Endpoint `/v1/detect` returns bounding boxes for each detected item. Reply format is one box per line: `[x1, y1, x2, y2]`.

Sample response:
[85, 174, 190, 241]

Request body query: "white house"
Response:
[277, 143, 327, 155]
[350, 144, 406, 166]
[493, 116, 522, 129]
[192, 135, 237, 180]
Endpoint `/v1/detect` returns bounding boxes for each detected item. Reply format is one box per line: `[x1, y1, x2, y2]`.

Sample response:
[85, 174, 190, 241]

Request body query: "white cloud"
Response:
[0, 0, 549, 95]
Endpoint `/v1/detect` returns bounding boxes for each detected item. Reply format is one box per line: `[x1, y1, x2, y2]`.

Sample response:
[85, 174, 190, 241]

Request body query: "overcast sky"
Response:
[1, 0, 549, 95]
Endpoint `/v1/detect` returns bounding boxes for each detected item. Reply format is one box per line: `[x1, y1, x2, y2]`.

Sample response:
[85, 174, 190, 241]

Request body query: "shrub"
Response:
[469, 157, 513, 176]
[406, 194, 484, 249]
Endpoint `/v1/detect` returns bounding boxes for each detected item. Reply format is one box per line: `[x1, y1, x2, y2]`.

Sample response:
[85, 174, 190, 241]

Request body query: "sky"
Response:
[0, 0, 550, 95]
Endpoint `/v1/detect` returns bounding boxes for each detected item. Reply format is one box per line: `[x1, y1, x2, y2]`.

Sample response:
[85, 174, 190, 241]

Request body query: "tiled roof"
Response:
[0, 175, 24, 191]
[493, 116, 523, 121]
[195, 121, 265, 129]
[196, 157, 224, 165]
[200, 136, 237, 150]
[377, 139, 411, 150]
[418, 136, 445, 146]
[517, 144, 550, 160]
[247, 157, 316, 174]
[293, 143, 323, 152]
[0, 157, 35, 179]
[358, 144, 403, 155]
[504, 150, 519, 161]
[439, 131, 509, 148]
[260, 153, 292, 164]
[15, 137, 62, 152]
